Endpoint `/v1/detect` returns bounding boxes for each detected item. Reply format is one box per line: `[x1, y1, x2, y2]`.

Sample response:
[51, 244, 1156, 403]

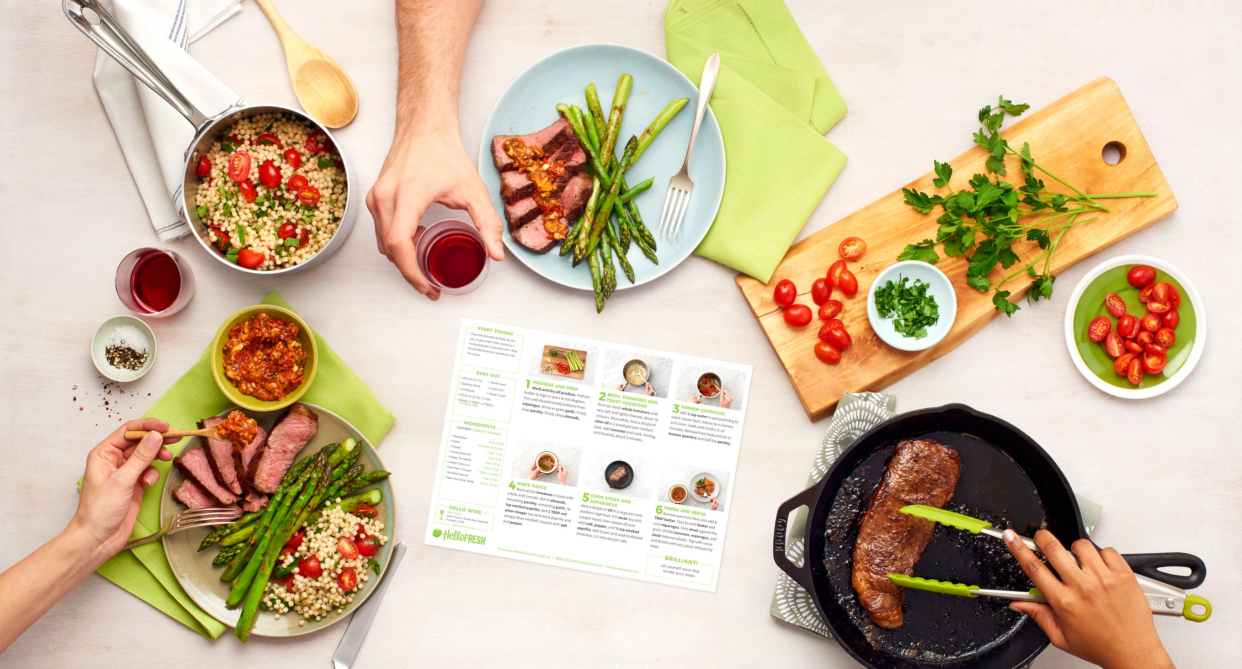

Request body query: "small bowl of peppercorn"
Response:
[92, 315, 157, 382]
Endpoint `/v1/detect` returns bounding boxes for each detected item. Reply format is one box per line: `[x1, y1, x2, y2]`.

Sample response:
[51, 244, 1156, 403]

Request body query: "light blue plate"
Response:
[478, 43, 725, 291]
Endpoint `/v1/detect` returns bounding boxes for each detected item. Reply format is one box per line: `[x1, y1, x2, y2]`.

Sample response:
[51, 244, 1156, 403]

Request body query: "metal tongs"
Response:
[886, 505, 1211, 622]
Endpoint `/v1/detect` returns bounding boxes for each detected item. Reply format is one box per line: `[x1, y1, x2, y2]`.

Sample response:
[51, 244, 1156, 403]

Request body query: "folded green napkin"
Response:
[664, 0, 849, 283]
[93, 292, 395, 639]
[770, 392, 1102, 658]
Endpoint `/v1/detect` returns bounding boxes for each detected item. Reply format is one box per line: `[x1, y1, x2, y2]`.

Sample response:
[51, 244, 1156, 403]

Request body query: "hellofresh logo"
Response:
[433, 528, 486, 545]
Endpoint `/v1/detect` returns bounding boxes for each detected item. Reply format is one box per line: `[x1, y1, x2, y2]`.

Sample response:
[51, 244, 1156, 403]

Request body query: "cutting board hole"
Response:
[1102, 142, 1126, 166]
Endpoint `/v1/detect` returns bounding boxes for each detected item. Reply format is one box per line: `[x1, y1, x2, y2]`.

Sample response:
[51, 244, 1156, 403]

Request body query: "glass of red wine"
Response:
[115, 248, 195, 317]
[415, 219, 490, 295]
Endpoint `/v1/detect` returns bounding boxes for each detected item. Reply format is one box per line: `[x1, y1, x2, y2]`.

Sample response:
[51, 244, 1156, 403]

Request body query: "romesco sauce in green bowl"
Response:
[1064, 255, 1205, 399]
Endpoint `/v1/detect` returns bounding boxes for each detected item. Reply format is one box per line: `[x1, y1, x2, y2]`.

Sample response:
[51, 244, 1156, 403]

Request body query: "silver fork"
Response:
[658, 51, 720, 240]
[123, 507, 242, 549]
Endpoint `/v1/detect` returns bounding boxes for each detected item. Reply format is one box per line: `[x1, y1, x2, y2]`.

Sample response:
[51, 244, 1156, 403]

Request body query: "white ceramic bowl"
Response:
[1063, 255, 1206, 399]
[866, 261, 958, 352]
[91, 315, 156, 381]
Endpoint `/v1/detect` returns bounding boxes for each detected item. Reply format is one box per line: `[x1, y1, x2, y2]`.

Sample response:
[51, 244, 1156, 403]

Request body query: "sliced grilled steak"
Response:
[232, 424, 269, 495]
[509, 173, 595, 253]
[507, 171, 593, 233]
[499, 144, 588, 204]
[249, 403, 318, 494]
[174, 448, 240, 505]
[200, 416, 242, 496]
[852, 439, 961, 629]
[504, 197, 542, 232]
[172, 478, 221, 510]
[490, 119, 573, 172]
[241, 490, 269, 513]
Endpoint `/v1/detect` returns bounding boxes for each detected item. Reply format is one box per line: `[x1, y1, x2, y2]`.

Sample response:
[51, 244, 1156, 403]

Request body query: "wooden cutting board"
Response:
[540, 345, 587, 379]
[736, 78, 1177, 421]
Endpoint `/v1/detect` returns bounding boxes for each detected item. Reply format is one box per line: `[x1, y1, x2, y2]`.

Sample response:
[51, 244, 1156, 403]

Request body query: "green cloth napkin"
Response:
[770, 392, 1102, 657]
[664, 0, 849, 283]
[93, 292, 396, 639]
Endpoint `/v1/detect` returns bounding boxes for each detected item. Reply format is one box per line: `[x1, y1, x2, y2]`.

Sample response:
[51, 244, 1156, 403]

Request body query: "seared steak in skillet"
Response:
[174, 447, 240, 506]
[249, 403, 318, 494]
[852, 438, 961, 629]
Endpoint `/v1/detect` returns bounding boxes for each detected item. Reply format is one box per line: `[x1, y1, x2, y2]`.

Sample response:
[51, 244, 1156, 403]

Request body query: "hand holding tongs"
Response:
[889, 506, 1211, 622]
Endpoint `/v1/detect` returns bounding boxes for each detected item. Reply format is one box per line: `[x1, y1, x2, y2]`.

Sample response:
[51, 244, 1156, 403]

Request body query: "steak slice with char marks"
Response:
[509, 172, 595, 253]
[232, 424, 269, 495]
[172, 478, 223, 510]
[249, 403, 318, 494]
[506, 171, 593, 234]
[851, 438, 961, 629]
[174, 447, 240, 506]
[200, 416, 242, 495]
[241, 490, 268, 513]
[490, 119, 573, 172]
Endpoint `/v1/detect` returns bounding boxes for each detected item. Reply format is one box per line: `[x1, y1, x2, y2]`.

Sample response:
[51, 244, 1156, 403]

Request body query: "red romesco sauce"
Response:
[502, 137, 568, 239]
[222, 313, 306, 401]
[217, 410, 259, 449]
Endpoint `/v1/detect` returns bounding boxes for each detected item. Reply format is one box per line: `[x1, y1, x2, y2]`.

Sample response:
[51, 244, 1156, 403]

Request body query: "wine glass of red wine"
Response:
[415, 219, 490, 295]
[115, 248, 195, 317]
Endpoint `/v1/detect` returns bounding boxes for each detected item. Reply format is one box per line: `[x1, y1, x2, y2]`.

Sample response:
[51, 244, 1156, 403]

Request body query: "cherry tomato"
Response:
[1104, 293, 1127, 318]
[283, 148, 302, 170]
[839, 237, 867, 260]
[824, 327, 852, 350]
[1167, 284, 1181, 308]
[817, 322, 835, 343]
[1145, 300, 1170, 314]
[228, 150, 251, 182]
[1136, 330, 1156, 348]
[1117, 314, 1139, 339]
[1144, 343, 1167, 356]
[298, 555, 323, 579]
[278, 222, 298, 239]
[306, 130, 331, 153]
[837, 269, 859, 297]
[827, 260, 848, 287]
[357, 535, 379, 557]
[239, 178, 257, 203]
[1161, 309, 1180, 329]
[1138, 283, 1156, 303]
[773, 279, 797, 307]
[1103, 332, 1125, 358]
[255, 133, 283, 148]
[1140, 313, 1162, 332]
[237, 248, 265, 269]
[811, 278, 833, 305]
[1087, 316, 1111, 342]
[337, 567, 358, 592]
[1114, 352, 1137, 376]
[818, 300, 843, 320]
[1124, 340, 1144, 354]
[297, 228, 311, 249]
[355, 524, 367, 540]
[784, 304, 813, 327]
[1150, 283, 1170, 305]
[275, 573, 296, 593]
[814, 342, 842, 364]
[284, 530, 305, 551]
[209, 226, 229, 252]
[337, 536, 360, 560]
[354, 506, 379, 518]
[1154, 327, 1176, 348]
[1142, 348, 1167, 375]
[287, 174, 309, 191]
[335, 159, 344, 170]
[1127, 357, 1144, 386]
[1127, 265, 1156, 288]
[279, 546, 296, 559]
[195, 156, 211, 177]
[258, 159, 281, 188]
[298, 185, 321, 206]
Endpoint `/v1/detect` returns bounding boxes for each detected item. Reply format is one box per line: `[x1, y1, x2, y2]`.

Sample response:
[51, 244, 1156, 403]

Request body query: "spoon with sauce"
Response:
[253, 0, 358, 127]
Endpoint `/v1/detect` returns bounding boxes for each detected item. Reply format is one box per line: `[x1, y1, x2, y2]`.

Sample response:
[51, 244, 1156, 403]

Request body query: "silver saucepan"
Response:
[64, 0, 357, 274]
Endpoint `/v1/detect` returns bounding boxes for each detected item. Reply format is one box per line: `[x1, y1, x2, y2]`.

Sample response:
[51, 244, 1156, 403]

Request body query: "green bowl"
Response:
[210, 305, 318, 411]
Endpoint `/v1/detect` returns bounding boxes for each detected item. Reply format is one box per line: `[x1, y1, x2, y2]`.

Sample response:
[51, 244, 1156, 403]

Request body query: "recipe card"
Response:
[424, 320, 753, 591]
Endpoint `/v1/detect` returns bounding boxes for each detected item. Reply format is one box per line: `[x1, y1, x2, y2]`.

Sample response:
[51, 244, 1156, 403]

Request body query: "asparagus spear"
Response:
[632, 98, 689, 166]
[626, 197, 657, 251]
[622, 205, 659, 264]
[620, 177, 654, 203]
[599, 75, 632, 170]
[225, 454, 318, 600]
[213, 544, 243, 567]
[585, 84, 608, 155]
[199, 511, 263, 551]
[605, 221, 635, 283]
[219, 524, 255, 548]
[219, 455, 312, 581]
[305, 488, 384, 527]
[588, 251, 605, 313]
[321, 463, 363, 506]
[328, 438, 357, 468]
[329, 444, 361, 482]
[600, 233, 616, 297]
[343, 471, 391, 496]
[568, 178, 600, 264]
[581, 137, 639, 260]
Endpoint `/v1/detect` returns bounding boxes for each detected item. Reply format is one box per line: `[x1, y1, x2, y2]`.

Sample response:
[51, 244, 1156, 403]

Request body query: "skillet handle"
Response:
[773, 476, 829, 593]
[1120, 552, 1206, 590]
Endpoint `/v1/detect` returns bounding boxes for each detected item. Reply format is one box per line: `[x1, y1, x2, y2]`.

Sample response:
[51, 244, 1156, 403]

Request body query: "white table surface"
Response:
[1, 1, 1238, 667]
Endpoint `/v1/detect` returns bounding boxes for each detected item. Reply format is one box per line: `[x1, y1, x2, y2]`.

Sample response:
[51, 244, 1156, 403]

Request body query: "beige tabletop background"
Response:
[1, 1, 1239, 667]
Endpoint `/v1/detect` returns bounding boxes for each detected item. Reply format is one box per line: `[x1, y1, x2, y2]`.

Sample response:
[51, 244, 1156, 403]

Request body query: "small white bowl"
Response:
[92, 315, 156, 382]
[1063, 255, 1206, 399]
[866, 261, 958, 352]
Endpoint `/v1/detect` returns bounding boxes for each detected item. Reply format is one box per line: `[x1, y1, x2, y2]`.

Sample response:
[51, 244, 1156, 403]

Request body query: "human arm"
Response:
[0, 419, 180, 654]
[557, 465, 568, 485]
[1003, 529, 1175, 669]
[527, 463, 541, 480]
[644, 382, 655, 396]
[366, 0, 504, 299]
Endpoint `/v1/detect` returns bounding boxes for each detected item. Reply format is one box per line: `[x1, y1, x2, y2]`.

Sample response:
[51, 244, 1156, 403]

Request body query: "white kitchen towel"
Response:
[93, 0, 244, 241]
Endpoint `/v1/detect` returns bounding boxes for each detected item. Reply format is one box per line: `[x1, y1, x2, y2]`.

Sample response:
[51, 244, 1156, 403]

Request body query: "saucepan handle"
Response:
[63, 0, 211, 128]
[1120, 552, 1206, 590]
[772, 476, 828, 593]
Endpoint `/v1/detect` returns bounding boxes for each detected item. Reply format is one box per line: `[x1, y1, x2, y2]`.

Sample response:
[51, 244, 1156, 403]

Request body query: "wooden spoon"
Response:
[253, 0, 358, 128]
[125, 426, 220, 441]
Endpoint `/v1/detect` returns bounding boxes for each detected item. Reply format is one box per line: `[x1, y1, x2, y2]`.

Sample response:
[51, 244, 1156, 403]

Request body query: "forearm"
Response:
[0, 525, 105, 653]
[393, 0, 483, 140]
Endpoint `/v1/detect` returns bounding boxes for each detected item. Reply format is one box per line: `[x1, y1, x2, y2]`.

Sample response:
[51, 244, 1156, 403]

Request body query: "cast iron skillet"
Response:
[773, 404, 1205, 669]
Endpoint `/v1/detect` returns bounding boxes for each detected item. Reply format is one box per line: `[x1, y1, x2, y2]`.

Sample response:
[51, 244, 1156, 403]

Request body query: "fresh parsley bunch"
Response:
[898, 97, 1156, 316]
[874, 275, 939, 339]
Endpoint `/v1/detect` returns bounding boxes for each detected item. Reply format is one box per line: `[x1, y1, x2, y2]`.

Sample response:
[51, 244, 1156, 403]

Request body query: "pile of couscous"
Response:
[194, 112, 347, 271]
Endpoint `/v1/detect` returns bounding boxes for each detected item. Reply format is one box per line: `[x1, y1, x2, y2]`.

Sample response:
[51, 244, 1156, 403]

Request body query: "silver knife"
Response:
[333, 543, 408, 669]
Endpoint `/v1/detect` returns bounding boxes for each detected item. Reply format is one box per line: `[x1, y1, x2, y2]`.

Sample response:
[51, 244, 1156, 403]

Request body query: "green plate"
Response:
[211, 304, 318, 411]
[1064, 255, 1206, 398]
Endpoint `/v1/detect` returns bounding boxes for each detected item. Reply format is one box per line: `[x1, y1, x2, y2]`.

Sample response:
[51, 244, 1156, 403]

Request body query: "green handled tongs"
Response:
[889, 505, 1211, 622]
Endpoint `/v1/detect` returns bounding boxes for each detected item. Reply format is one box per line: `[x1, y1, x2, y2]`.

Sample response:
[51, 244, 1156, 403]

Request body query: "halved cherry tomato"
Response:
[1150, 283, 1170, 305]
[1142, 348, 1167, 374]
[258, 159, 281, 188]
[1154, 327, 1176, 348]
[298, 555, 323, 579]
[355, 524, 367, 539]
[839, 237, 867, 260]
[784, 304, 813, 327]
[209, 226, 229, 252]
[813, 342, 841, 364]
[824, 327, 852, 350]
[1161, 309, 1180, 329]
[811, 278, 833, 305]
[337, 536, 360, 560]
[287, 174, 309, 191]
[827, 260, 848, 288]
[239, 178, 257, 203]
[354, 506, 379, 518]
[275, 573, 296, 593]
[1124, 340, 1144, 354]
[1104, 293, 1127, 318]
[1145, 300, 1171, 314]
[279, 546, 296, 559]
[1114, 352, 1137, 376]
[1127, 357, 1144, 385]
[196, 156, 211, 177]
[228, 150, 251, 182]
[298, 185, 321, 206]
[297, 228, 310, 248]
[1138, 283, 1155, 303]
[837, 269, 859, 297]
[255, 133, 283, 148]
[283, 148, 302, 170]
[278, 222, 298, 239]
[1136, 331, 1156, 349]
[773, 279, 797, 307]
[237, 248, 265, 269]
[1103, 332, 1125, 358]
[357, 535, 379, 557]
[1167, 284, 1181, 308]
[1117, 314, 1139, 338]
[1127, 265, 1156, 288]
[818, 300, 843, 320]
[823, 318, 844, 331]
[1144, 343, 1167, 356]
[1140, 313, 1162, 332]
[284, 530, 305, 551]
[337, 567, 358, 592]
[1087, 316, 1111, 342]
[306, 130, 331, 153]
